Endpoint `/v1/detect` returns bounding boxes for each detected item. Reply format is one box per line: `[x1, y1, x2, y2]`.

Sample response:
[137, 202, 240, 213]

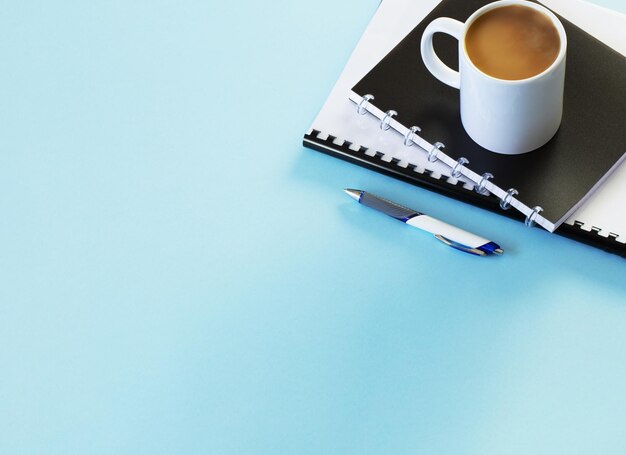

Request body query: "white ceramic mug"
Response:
[420, 0, 567, 155]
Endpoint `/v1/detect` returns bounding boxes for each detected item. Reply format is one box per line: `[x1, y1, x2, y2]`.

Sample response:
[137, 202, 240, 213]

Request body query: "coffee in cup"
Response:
[465, 4, 561, 80]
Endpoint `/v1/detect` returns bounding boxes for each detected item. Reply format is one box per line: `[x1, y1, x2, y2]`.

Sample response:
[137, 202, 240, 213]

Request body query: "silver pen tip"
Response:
[344, 189, 361, 201]
[494, 248, 504, 255]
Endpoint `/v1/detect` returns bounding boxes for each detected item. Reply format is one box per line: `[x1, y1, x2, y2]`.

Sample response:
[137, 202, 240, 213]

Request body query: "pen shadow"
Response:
[293, 145, 626, 297]
[336, 199, 523, 258]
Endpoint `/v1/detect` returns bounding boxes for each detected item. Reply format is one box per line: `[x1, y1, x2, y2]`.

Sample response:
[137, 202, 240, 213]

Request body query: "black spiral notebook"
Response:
[303, 0, 626, 257]
[351, 0, 626, 232]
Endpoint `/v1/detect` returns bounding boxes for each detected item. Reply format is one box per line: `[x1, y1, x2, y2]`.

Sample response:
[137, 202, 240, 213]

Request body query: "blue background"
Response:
[1, 0, 625, 453]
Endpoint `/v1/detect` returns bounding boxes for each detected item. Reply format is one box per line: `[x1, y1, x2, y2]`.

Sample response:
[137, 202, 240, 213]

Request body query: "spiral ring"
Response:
[403, 126, 421, 147]
[475, 172, 493, 195]
[525, 206, 544, 227]
[428, 142, 445, 163]
[451, 157, 469, 178]
[357, 94, 375, 115]
[380, 110, 398, 130]
[500, 188, 519, 210]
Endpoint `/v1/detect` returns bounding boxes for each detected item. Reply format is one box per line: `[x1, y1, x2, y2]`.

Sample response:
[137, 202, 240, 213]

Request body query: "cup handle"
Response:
[420, 17, 464, 89]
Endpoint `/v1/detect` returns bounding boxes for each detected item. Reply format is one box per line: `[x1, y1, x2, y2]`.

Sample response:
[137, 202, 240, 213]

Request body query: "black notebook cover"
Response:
[351, 0, 626, 227]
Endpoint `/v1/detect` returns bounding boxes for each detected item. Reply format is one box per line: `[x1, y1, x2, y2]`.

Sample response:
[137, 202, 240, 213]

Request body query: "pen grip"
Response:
[360, 192, 419, 221]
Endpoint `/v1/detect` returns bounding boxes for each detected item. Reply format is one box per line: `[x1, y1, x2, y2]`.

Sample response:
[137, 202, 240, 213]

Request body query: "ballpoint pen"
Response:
[344, 189, 503, 256]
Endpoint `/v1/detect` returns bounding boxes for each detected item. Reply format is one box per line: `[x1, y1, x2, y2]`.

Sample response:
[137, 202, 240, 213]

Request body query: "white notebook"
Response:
[306, 0, 626, 254]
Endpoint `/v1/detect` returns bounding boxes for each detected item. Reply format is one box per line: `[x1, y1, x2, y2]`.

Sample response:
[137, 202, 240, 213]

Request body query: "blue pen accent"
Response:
[477, 241, 502, 255]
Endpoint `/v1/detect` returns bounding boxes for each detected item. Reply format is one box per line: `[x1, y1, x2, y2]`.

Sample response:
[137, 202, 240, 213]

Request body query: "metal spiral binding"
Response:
[403, 126, 421, 147]
[525, 206, 544, 227]
[380, 110, 397, 130]
[357, 94, 375, 115]
[500, 188, 519, 210]
[451, 157, 469, 178]
[475, 172, 493, 195]
[428, 142, 445, 163]
[347, 92, 560, 234]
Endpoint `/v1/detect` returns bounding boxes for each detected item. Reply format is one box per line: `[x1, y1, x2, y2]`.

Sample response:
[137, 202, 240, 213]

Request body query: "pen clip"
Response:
[434, 234, 486, 256]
